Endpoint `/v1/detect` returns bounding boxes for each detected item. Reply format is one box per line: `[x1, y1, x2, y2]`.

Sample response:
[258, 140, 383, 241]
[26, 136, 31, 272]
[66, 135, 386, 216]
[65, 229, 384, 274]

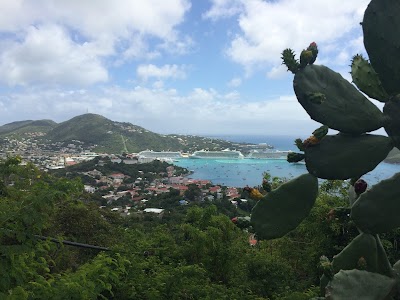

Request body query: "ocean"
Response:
[172, 135, 400, 188]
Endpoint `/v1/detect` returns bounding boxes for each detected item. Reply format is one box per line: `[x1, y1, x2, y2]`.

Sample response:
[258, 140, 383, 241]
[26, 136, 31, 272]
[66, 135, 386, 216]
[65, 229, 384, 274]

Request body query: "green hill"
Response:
[0, 119, 57, 136]
[43, 113, 238, 154]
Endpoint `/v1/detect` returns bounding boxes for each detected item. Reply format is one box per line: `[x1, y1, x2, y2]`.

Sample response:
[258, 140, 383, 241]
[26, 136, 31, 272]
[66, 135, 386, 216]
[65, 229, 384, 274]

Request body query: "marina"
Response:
[173, 158, 400, 188]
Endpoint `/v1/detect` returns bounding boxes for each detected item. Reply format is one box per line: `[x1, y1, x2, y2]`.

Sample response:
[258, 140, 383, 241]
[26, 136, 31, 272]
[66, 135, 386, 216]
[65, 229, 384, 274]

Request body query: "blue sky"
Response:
[0, 0, 382, 136]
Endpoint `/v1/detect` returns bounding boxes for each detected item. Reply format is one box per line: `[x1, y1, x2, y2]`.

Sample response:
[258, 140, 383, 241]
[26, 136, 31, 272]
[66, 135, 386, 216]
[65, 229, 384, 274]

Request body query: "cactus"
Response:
[362, 0, 400, 96]
[281, 48, 300, 74]
[304, 134, 393, 180]
[350, 54, 389, 102]
[287, 152, 305, 163]
[326, 270, 396, 299]
[294, 64, 385, 134]
[351, 173, 400, 234]
[383, 96, 400, 149]
[251, 0, 400, 297]
[251, 173, 318, 240]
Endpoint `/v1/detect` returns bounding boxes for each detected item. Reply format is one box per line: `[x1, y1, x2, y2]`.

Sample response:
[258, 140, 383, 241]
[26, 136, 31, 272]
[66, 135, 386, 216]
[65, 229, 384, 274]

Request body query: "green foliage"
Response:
[6, 153, 400, 298]
[251, 0, 400, 297]
[184, 183, 202, 201]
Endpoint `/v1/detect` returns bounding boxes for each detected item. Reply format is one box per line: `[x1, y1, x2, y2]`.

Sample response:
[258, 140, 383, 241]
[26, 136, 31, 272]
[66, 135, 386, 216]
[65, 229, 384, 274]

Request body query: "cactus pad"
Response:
[383, 97, 400, 149]
[332, 233, 392, 277]
[294, 65, 385, 134]
[251, 174, 318, 240]
[351, 172, 400, 234]
[351, 54, 389, 102]
[325, 270, 395, 300]
[363, 0, 400, 96]
[304, 134, 393, 180]
[281, 48, 299, 74]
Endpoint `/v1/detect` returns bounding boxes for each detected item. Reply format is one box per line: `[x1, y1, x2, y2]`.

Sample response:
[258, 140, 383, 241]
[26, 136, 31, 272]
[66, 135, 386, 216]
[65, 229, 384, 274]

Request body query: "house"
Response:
[226, 187, 240, 199]
[87, 169, 103, 177]
[143, 208, 165, 218]
[110, 173, 125, 180]
[209, 186, 222, 193]
[84, 185, 96, 193]
[109, 173, 126, 185]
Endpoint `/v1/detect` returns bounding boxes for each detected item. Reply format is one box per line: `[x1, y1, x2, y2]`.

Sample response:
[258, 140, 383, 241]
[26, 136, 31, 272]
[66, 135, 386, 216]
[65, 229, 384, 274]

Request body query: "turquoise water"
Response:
[173, 158, 400, 188]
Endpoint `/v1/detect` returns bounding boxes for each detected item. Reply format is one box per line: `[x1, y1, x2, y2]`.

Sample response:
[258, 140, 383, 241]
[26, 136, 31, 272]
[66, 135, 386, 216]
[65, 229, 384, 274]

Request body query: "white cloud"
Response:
[0, 0, 191, 39]
[0, 85, 320, 135]
[203, 0, 243, 20]
[0, 0, 191, 86]
[227, 77, 242, 87]
[223, 0, 369, 73]
[266, 65, 287, 79]
[136, 64, 187, 81]
[0, 24, 108, 86]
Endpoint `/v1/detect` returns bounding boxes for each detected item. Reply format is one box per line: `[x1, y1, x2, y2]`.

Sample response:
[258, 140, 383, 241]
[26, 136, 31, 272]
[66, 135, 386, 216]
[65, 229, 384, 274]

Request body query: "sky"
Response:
[0, 0, 383, 136]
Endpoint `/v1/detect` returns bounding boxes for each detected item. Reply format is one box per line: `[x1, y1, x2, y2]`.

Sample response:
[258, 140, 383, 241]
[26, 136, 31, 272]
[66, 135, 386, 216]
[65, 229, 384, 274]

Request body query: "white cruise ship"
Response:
[246, 150, 291, 159]
[190, 149, 244, 159]
[137, 150, 183, 159]
[137, 150, 183, 163]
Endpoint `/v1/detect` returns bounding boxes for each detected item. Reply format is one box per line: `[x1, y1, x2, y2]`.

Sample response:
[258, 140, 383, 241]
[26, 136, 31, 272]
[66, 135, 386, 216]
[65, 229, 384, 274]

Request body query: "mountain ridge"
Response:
[0, 113, 241, 154]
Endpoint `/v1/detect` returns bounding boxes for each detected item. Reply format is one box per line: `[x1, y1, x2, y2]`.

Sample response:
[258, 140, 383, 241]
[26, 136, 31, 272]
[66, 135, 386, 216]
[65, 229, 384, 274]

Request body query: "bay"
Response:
[173, 135, 400, 188]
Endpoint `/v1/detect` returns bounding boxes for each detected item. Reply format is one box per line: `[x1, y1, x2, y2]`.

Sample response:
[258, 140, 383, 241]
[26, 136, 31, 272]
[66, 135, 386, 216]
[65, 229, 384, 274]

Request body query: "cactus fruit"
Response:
[262, 179, 272, 192]
[357, 257, 367, 270]
[354, 179, 367, 195]
[294, 65, 385, 134]
[251, 173, 318, 240]
[312, 125, 329, 140]
[307, 42, 318, 64]
[362, 0, 400, 96]
[351, 172, 400, 234]
[326, 270, 396, 299]
[300, 49, 313, 68]
[302, 135, 320, 148]
[304, 134, 393, 180]
[319, 256, 334, 279]
[350, 54, 389, 102]
[294, 138, 305, 151]
[281, 48, 299, 74]
[249, 188, 264, 200]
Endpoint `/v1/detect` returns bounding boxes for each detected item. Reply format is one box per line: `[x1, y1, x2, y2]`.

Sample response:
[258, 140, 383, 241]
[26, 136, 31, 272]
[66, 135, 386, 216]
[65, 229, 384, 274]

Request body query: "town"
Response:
[0, 132, 250, 220]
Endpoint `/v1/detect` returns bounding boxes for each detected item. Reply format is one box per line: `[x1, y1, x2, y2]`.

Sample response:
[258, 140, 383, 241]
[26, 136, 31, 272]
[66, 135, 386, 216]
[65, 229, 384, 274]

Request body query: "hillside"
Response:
[1, 113, 242, 154]
[0, 119, 56, 136]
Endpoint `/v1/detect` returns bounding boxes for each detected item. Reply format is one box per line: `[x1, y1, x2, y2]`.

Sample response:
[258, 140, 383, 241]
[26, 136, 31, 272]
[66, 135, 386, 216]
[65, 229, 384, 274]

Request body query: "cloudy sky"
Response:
[0, 0, 379, 136]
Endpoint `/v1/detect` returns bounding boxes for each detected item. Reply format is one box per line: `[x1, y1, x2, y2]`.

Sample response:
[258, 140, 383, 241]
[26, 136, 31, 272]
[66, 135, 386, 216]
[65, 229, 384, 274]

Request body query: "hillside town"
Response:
[0, 133, 246, 220]
[83, 162, 242, 219]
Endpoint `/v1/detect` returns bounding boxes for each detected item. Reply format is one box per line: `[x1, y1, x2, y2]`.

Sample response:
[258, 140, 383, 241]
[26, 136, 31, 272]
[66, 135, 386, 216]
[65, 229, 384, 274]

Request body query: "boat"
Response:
[137, 150, 183, 159]
[190, 149, 244, 159]
[246, 150, 292, 159]
[137, 150, 183, 163]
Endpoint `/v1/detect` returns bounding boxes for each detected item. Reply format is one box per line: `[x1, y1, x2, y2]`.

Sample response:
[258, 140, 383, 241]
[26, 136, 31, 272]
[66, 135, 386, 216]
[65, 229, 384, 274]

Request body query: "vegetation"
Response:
[4, 155, 396, 299]
[251, 0, 400, 297]
[0, 113, 246, 154]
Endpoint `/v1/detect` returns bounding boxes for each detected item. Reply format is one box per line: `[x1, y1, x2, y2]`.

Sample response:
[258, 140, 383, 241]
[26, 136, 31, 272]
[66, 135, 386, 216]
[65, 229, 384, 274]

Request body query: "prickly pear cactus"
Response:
[251, 0, 400, 297]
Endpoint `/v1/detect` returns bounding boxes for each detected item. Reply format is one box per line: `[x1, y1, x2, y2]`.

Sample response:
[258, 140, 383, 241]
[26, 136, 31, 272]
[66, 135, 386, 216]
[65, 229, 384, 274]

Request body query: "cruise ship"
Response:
[190, 149, 244, 159]
[137, 150, 183, 159]
[246, 150, 292, 159]
[137, 150, 183, 163]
